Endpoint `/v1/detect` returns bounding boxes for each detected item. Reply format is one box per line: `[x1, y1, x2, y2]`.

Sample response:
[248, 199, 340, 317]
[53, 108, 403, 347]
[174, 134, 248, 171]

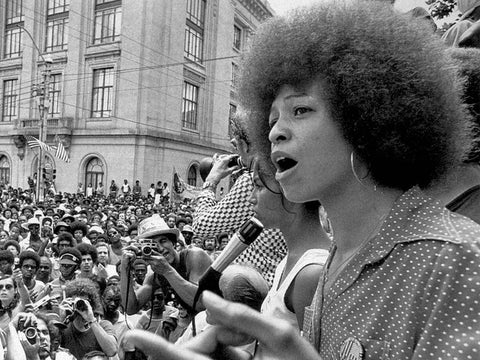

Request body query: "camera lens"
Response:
[142, 245, 152, 257]
[74, 299, 88, 312]
[24, 327, 38, 344]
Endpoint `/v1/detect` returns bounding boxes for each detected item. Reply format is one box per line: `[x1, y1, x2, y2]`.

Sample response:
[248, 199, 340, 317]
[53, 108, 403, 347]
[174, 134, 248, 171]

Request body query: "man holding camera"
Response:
[120, 215, 212, 315]
[59, 278, 117, 359]
[7, 312, 75, 360]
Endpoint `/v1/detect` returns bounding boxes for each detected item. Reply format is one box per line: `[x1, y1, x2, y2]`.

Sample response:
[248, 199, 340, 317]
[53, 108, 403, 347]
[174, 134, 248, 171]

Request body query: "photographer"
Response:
[59, 278, 117, 359]
[120, 215, 211, 315]
[6, 312, 75, 360]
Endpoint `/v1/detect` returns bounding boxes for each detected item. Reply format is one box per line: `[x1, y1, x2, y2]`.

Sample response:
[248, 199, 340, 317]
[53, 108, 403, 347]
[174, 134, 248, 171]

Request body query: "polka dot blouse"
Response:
[303, 187, 480, 360]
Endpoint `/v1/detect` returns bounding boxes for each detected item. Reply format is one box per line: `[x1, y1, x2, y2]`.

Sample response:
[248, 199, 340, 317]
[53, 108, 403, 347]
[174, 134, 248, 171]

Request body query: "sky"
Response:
[267, 0, 458, 26]
[268, 0, 431, 15]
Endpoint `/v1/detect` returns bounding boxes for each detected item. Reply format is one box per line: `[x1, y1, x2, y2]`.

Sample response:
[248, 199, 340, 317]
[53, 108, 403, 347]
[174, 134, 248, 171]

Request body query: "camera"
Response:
[74, 298, 89, 312]
[199, 154, 244, 181]
[18, 319, 38, 345]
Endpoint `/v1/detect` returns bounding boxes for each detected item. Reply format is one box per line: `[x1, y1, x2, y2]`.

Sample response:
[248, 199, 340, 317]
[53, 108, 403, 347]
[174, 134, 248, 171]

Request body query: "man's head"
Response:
[218, 264, 269, 312]
[36, 313, 52, 360]
[137, 215, 179, 264]
[22, 217, 41, 236]
[58, 248, 82, 280]
[181, 225, 194, 245]
[37, 256, 52, 283]
[57, 232, 75, 254]
[165, 214, 176, 229]
[19, 251, 41, 281]
[0, 250, 14, 275]
[76, 243, 98, 275]
[133, 259, 147, 284]
[102, 284, 121, 314]
[217, 232, 230, 251]
[65, 278, 101, 319]
[107, 226, 122, 244]
[95, 242, 109, 266]
[54, 221, 71, 235]
[4, 240, 20, 256]
[203, 236, 216, 251]
[152, 288, 166, 315]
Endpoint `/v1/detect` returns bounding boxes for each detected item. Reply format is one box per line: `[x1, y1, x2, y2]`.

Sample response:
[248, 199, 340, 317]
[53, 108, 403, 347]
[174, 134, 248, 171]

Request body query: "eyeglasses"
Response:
[0, 284, 14, 290]
[108, 231, 118, 236]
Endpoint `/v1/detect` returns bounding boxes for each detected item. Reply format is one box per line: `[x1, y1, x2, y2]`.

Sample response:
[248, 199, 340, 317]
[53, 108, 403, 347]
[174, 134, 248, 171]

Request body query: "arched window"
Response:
[85, 157, 104, 192]
[0, 156, 10, 186]
[187, 164, 198, 186]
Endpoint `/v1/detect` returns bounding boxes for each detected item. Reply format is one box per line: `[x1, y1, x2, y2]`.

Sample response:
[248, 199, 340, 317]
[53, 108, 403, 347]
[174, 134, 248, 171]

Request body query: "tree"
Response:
[426, 0, 457, 20]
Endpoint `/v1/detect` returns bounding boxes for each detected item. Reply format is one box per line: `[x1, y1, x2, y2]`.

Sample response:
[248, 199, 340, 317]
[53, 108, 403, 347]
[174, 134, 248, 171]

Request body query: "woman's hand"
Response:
[123, 292, 321, 360]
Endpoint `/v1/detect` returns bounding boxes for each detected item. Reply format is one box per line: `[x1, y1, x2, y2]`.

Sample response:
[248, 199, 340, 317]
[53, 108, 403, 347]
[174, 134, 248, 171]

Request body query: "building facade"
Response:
[0, 0, 273, 195]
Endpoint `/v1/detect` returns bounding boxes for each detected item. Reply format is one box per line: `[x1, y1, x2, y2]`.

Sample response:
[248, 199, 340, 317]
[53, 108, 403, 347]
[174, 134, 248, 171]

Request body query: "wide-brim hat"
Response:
[22, 217, 41, 230]
[459, 0, 480, 20]
[137, 214, 179, 243]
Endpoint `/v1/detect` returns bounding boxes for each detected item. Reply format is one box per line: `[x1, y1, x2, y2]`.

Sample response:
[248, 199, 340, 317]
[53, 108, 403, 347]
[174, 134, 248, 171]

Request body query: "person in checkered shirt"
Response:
[193, 112, 287, 286]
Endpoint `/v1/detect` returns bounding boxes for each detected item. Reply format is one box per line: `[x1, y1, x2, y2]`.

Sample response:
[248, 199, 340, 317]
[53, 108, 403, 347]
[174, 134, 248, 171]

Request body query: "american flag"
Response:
[55, 141, 70, 163]
[26, 136, 56, 153]
[26, 136, 70, 163]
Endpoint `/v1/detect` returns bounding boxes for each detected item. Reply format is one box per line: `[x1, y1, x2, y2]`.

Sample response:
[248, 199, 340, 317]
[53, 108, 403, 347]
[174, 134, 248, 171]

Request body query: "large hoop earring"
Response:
[350, 151, 377, 191]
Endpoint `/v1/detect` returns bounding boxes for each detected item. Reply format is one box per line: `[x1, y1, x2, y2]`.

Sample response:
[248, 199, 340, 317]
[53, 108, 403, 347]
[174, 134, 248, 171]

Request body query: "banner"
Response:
[172, 168, 202, 202]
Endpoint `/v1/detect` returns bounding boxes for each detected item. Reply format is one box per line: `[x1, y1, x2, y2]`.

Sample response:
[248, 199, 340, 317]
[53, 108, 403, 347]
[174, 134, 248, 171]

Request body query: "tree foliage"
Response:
[426, 0, 457, 19]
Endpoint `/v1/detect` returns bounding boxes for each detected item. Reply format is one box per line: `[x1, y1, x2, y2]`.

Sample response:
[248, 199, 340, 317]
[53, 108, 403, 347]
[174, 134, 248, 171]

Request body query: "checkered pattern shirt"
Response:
[193, 172, 287, 286]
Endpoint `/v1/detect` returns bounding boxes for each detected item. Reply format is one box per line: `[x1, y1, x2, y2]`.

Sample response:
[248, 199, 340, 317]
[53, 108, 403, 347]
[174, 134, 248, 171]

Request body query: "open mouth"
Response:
[274, 156, 298, 173]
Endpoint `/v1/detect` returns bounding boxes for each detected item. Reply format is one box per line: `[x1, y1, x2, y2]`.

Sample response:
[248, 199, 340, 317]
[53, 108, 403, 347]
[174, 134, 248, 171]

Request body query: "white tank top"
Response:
[256, 248, 329, 360]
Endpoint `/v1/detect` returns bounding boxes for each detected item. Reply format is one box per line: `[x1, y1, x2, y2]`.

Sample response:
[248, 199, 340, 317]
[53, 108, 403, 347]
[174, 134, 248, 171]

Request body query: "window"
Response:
[184, 0, 205, 63]
[0, 156, 10, 186]
[182, 82, 199, 130]
[45, 0, 70, 52]
[85, 157, 104, 191]
[231, 63, 239, 88]
[2, 80, 18, 122]
[4, 0, 24, 58]
[91, 68, 114, 118]
[187, 165, 198, 186]
[233, 25, 241, 50]
[93, 0, 122, 44]
[49, 74, 62, 117]
[228, 103, 237, 138]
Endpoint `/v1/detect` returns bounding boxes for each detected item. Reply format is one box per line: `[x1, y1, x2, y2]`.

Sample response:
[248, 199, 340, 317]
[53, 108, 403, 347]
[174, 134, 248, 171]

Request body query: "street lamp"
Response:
[19, 25, 53, 202]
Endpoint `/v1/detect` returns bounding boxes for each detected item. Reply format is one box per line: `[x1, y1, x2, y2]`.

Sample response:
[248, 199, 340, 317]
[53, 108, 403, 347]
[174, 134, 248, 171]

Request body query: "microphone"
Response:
[193, 217, 264, 305]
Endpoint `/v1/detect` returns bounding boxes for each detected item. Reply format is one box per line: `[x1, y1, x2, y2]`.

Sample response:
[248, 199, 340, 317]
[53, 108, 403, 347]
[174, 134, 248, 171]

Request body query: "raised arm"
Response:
[193, 172, 254, 238]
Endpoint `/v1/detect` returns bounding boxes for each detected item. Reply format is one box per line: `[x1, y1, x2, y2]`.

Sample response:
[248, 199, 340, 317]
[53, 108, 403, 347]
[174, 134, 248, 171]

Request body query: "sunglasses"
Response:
[0, 284, 14, 290]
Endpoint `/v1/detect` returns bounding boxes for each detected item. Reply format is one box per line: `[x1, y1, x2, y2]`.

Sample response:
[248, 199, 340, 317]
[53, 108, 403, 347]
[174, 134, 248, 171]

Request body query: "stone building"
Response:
[0, 0, 273, 195]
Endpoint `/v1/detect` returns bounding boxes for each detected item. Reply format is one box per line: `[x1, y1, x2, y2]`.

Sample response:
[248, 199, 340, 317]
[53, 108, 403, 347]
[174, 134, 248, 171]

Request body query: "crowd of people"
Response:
[0, 182, 247, 359]
[1, 1, 480, 360]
